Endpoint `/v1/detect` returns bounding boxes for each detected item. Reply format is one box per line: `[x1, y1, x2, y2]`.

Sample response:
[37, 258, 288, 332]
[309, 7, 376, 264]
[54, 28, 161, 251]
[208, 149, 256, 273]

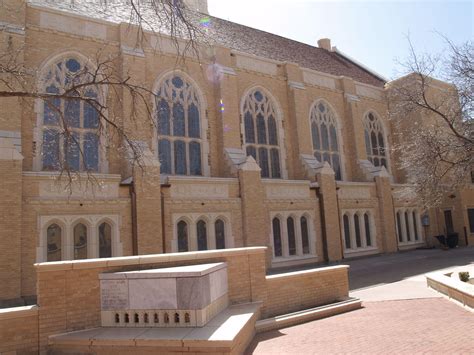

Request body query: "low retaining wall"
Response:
[264, 266, 349, 318]
[426, 272, 474, 309]
[33, 247, 350, 352]
[0, 305, 39, 353]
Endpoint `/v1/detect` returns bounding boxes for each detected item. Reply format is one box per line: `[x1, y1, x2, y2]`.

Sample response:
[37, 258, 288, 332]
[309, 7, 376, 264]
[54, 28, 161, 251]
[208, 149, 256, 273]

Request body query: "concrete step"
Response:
[48, 302, 262, 355]
[255, 297, 362, 333]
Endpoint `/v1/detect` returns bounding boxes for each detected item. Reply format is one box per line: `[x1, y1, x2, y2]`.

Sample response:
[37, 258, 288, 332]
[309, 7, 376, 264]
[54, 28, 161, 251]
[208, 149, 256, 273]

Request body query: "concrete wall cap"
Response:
[0, 305, 38, 320]
[266, 264, 349, 280]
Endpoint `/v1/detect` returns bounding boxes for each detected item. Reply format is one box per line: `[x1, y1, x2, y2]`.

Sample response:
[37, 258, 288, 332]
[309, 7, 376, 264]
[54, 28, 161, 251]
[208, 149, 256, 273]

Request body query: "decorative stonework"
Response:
[236, 54, 278, 76]
[338, 186, 371, 200]
[302, 70, 336, 90]
[355, 83, 384, 101]
[265, 182, 310, 199]
[39, 12, 107, 40]
[170, 182, 229, 199]
[38, 179, 119, 199]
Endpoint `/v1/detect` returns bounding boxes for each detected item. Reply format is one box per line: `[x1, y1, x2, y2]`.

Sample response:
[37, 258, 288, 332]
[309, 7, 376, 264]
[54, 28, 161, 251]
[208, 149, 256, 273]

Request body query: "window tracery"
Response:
[364, 112, 387, 168]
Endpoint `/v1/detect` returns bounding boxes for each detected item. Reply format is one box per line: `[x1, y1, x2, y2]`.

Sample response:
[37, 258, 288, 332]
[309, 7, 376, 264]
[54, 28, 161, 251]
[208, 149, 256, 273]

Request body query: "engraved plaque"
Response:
[100, 280, 129, 310]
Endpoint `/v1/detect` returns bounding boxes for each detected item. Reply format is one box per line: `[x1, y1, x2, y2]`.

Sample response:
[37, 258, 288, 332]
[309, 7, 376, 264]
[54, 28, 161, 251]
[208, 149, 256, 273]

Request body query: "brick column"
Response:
[0, 138, 23, 301]
[374, 168, 398, 253]
[315, 162, 343, 261]
[238, 156, 270, 253]
[133, 148, 163, 255]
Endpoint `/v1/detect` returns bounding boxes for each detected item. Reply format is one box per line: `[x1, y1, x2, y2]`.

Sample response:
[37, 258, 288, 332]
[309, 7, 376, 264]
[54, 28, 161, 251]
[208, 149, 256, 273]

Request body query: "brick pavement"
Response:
[246, 298, 474, 354]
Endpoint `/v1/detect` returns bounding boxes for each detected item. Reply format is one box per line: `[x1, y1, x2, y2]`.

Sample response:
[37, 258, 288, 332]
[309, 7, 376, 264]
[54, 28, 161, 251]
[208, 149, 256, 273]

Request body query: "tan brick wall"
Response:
[0, 306, 39, 354]
[263, 266, 349, 318]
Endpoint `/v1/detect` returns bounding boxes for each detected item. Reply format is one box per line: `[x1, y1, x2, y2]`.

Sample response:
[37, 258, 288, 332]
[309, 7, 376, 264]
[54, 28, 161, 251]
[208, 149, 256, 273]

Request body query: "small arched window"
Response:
[413, 211, 419, 241]
[215, 219, 226, 250]
[197, 220, 208, 251]
[287, 217, 296, 255]
[300, 216, 310, 255]
[40, 56, 100, 172]
[343, 214, 351, 249]
[364, 213, 372, 247]
[73, 223, 88, 260]
[177, 220, 188, 252]
[396, 211, 403, 242]
[364, 112, 387, 168]
[99, 222, 112, 258]
[242, 89, 282, 178]
[310, 101, 342, 180]
[354, 214, 362, 248]
[272, 217, 282, 257]
[47, 224, 62, 262]
[405, 211, 411, 241]
[155, 74, 203, 176]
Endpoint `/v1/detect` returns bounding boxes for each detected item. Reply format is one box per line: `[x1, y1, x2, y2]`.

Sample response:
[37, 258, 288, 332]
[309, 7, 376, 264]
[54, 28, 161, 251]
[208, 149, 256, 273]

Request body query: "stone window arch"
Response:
[154, 72, 208, 176]
[214, 219, 226, 250]
[341, 210, 377, 255]
[73, 222, 88, 260]
[300, 215, 310, 255]
[272, 217, 283, 257]
[343, 214, 351, 249]
[364, 111, 388, 168]
[98, 221, 112, 258]
[37, 53, 104, 172]
[310, 100, 343, 180]
[287, 216, 297, 256]
[242, 88, 285, 179]
[196, 219, 208, 251]
[46, 223, 62, 262]
[395, 208, 423, 245]
[177, 220, 189, 252]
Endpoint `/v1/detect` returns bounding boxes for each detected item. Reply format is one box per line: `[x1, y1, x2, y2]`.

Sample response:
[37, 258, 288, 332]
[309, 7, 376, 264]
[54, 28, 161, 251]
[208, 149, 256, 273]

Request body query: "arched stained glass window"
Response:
[364, 112, 388, 169]
[397, 211, 403, 242]
[310, 101, 342, 180]
[242, 89, 282, 178]
[73, 223, 88, 260]
[155, 74, 203, 176]
[301, 216, 310, 254]
[215, 219, 226, 249]
[354, 214, 362, 248]
[287, 217, 296, 256]
[40, 56, 100, 172]
[99, 222, 112, 258]
[343, 214, 351, 249]
[272, 217, 282, 257]
[364, 213, 372, 247]
[197, 220, 208, 251]
[177, 220, 188, 252]
[47, 224, 62, 262]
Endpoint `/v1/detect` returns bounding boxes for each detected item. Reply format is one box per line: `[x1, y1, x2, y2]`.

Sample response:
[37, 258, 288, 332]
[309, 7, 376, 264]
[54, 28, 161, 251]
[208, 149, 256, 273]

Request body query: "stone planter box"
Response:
[99, 262, 228, 327]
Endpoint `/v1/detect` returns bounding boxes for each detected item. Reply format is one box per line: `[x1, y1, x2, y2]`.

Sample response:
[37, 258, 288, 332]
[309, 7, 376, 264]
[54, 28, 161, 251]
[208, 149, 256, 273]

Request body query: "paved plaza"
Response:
[247, 247, 474, 354]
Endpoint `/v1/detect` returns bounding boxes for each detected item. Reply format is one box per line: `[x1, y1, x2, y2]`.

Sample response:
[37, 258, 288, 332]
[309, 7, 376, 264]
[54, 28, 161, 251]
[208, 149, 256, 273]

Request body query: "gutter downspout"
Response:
[130, 183, 138, 255]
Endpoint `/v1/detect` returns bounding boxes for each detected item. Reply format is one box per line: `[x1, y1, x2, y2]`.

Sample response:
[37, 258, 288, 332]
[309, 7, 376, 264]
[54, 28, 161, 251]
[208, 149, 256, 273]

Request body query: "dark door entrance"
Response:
[444, 210, 454, 234]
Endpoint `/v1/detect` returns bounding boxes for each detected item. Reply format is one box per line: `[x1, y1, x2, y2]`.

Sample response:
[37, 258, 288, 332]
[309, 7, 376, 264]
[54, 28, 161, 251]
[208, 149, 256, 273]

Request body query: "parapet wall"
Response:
[0, 305, 39, 353]
[2, 247, 349, 353]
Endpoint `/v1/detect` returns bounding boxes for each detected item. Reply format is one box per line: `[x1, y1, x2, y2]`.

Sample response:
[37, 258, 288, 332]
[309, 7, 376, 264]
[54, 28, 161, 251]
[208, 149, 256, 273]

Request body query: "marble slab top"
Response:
[100, 262, 227, 280]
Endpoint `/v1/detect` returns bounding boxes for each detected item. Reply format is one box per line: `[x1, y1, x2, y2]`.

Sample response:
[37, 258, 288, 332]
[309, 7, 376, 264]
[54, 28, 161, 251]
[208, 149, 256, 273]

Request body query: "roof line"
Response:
[332, 47, 388, 83]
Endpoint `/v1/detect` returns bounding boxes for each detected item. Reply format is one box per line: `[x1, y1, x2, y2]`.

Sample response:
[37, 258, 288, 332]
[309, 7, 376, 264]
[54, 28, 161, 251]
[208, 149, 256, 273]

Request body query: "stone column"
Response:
[315, 162, 343, 261]
[238, 156, 270, 253]
[0, 138, 23, 301]
[133, 147, 163, 255]
[374, 168, 398, 252]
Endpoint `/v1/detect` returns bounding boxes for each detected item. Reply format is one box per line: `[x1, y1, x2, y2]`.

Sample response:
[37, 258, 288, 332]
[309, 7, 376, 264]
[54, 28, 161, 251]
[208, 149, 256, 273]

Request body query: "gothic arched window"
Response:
[364, 112, 387, 168]
[310, 101, 342, 180]
[300, 216, 310, 255]
[99, 222, 112, 258]
[47, 224, 62, 262]
[197, 220, 208, 251]
[40, 56, 100, 172]
[343, 214, 351, 249]
[177, 220, 188, 252]
[287, 216, 296, 255]
[242, 89, 282, 178]
[155, 74, 203, 176]
[73, 223, 88, 260]
[272, 217, 282, 257]
[215, 219, 226, 249]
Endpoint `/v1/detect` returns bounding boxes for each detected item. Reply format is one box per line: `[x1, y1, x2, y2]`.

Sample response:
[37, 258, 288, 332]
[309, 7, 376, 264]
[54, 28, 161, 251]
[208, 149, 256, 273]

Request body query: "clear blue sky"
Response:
[207, 0, 473, 80]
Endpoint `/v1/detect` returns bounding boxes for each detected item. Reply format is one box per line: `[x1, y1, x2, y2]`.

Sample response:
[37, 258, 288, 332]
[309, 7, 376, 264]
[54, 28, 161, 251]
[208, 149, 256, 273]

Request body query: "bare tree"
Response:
[388, 36, 473, 207]
[0, 0, 207, 186]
